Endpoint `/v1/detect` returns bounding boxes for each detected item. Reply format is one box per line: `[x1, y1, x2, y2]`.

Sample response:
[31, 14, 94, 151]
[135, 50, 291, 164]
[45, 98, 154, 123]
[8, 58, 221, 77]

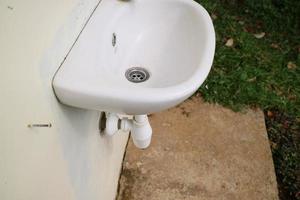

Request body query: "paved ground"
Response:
[117, 97, 279, 200]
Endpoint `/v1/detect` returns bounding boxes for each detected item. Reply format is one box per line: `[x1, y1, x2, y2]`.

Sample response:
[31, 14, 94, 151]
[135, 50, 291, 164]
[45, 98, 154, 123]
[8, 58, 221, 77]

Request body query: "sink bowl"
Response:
[53, 0, 215, 115]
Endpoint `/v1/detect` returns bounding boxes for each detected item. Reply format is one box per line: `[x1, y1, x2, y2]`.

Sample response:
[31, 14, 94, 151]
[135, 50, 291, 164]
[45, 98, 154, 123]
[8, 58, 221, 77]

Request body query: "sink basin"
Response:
[53, 0, 215, 115]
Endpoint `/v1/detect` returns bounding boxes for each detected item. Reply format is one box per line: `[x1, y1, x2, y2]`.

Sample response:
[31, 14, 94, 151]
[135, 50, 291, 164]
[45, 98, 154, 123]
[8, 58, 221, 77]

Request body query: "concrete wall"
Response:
[0, 0, 129, 199]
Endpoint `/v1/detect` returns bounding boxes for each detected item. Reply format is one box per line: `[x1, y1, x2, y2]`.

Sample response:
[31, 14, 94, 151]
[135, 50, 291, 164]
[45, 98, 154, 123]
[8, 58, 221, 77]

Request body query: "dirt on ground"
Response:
[117, 97, 278, 200]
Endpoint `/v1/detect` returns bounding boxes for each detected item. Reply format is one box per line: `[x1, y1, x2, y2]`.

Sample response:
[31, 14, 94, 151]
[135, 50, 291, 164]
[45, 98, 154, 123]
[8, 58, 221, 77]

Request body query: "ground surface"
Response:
[196, 1, 300, 198]
[117, 97, 278, 200]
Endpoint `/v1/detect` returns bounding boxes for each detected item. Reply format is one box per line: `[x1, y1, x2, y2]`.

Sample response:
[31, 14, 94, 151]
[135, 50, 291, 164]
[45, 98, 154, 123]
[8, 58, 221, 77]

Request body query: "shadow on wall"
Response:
[57, 102, 115, 197]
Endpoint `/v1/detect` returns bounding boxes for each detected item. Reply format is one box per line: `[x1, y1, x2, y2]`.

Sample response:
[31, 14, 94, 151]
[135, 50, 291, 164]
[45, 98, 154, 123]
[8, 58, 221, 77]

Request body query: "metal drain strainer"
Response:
[125, 67, 150, 83]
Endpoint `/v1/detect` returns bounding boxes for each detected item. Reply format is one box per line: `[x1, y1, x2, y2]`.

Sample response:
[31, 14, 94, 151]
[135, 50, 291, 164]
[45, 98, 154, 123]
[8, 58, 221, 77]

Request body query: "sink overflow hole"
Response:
[125, 67, 150, 83]
[112, 33, 116, 47]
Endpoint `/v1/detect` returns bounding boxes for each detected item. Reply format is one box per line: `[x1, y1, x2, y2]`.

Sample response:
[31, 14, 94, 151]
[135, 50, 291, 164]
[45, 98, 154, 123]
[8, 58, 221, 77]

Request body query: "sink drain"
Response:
[125, 67, 150, 83]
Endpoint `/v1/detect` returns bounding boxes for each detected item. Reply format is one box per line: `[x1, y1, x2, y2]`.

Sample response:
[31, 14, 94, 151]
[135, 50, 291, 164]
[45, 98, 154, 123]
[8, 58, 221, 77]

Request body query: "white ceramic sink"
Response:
[53, 0, 215, 115]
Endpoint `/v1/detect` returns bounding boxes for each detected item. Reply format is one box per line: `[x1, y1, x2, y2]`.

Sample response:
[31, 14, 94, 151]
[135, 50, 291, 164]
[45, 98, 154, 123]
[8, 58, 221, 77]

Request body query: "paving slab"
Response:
[117, 97, 279, 200]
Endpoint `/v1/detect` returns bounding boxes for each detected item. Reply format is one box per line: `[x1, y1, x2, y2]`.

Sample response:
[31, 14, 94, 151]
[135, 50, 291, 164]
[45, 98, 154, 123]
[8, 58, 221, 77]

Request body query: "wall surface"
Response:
[0, 0, 129, 199]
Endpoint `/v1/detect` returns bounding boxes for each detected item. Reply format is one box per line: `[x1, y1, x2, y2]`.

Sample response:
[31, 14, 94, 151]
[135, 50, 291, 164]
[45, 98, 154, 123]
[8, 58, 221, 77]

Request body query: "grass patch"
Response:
[195, 0, 300, 199]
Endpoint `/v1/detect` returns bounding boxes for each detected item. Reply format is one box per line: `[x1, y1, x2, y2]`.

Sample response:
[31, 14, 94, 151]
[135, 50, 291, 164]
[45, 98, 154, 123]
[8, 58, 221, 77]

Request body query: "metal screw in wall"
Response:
[27, 123, 52, 128]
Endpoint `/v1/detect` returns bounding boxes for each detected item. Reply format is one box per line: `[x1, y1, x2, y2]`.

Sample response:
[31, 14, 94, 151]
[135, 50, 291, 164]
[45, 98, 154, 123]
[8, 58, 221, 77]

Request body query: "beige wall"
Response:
[0, 0, 129, 199]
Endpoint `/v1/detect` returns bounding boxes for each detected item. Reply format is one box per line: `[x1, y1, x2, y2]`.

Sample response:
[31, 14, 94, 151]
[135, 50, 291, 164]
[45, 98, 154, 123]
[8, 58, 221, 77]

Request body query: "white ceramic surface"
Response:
[53, 0, 215, 114]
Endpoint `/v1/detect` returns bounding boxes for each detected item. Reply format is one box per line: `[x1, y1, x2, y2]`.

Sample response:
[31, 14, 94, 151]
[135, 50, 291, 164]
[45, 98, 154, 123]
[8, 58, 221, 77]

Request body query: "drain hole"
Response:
[125, 67, 150, 83]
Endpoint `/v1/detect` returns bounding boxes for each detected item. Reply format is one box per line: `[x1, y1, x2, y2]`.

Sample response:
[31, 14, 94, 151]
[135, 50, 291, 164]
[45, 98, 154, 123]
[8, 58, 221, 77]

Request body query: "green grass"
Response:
[194, 0, 300, 199]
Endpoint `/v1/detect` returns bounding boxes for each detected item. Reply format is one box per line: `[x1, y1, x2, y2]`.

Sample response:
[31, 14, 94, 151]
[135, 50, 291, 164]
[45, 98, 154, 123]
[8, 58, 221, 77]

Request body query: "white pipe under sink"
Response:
[104, 113, 152, 149]
[104, 113, 120, 137]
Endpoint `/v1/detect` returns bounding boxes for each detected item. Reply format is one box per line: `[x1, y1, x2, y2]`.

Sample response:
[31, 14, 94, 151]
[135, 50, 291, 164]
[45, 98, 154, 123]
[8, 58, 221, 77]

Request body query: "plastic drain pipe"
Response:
[104, 113, 152, 149]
